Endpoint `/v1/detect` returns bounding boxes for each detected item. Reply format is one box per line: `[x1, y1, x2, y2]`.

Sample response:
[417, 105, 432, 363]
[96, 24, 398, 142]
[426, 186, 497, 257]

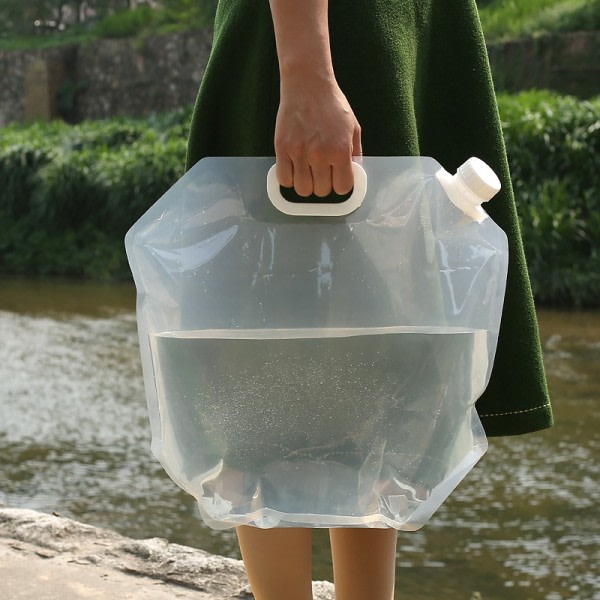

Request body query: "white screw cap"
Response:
[457, 157, 501, 205]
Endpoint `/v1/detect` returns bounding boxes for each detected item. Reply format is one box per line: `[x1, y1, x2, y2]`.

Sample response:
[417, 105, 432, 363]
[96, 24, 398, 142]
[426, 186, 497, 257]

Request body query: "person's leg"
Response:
[329, 528, 397, 600]
[236, 526, 313, 600]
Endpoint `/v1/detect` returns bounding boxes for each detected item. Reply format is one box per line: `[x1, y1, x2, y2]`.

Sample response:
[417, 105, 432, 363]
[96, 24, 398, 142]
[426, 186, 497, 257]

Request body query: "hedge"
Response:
[478, 0, 600, 41]
[0, 112, 188, 279]
[0, 93, 598, 306]
[498, 91, 600, 307]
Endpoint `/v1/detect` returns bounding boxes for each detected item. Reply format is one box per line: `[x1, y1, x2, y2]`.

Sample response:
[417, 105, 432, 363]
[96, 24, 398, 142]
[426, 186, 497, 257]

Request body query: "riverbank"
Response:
[0, 506, 335, 599]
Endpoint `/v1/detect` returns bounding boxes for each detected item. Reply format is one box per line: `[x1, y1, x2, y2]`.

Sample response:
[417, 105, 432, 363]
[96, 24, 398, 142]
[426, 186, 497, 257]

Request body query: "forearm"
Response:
[268, 0, 335, 86]
[268, 0, 361, 197]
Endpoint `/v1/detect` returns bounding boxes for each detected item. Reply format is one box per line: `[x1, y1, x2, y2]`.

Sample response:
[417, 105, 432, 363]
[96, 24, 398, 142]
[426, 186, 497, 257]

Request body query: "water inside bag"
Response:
[149, 326, 489, 529]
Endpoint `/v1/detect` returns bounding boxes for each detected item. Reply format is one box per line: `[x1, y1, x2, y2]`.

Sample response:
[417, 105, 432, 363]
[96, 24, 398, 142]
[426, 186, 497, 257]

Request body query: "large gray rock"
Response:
[0, 507, 335, 599]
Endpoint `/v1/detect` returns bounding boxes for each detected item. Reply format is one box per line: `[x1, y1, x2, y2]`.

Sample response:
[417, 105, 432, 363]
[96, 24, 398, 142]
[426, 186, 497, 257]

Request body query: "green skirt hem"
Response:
[480, 403, 554, 437]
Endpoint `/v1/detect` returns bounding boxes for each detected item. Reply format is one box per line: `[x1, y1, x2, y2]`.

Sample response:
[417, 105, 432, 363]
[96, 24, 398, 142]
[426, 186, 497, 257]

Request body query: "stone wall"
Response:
[0, 29, 598, 128]
[0, 30, 212, 126]
[0, 46, 76, 126]
[487, 31, 600, 98]
[74, 30, 212, 120]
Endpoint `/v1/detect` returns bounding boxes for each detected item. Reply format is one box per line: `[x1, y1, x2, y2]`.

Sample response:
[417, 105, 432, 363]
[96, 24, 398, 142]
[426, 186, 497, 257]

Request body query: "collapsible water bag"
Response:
[125, 156, 508, 530]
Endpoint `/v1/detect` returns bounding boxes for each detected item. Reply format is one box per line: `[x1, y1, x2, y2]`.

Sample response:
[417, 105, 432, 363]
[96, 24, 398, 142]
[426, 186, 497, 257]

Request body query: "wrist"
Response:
[279, 57, 336, 94]
[279, 74, 337, 100]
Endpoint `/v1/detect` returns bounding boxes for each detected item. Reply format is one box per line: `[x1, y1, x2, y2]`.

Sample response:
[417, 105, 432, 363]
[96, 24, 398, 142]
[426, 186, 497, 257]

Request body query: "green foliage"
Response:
[1, 95, 598, 306]
[156, 0, 217, 31]
[94, 131, 187, 232]
[531, 0, 600, 34]
[0, 121, 66, 218]
[0, 1, 217, 49]
[0, 30, 94, 51]
[479, 0, 600, 41]
[93, 4, 155, 39]
[498, 90, 600, 307]
[0, 113, 189, 279]
[9, 0, 597, 49]
[1, 0, 110, 39]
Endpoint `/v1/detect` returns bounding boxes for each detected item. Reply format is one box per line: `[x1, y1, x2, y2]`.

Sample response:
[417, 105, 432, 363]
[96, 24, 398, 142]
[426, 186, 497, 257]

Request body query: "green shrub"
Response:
[531, 0, 600, 34]
[94, 5, 156, 39]
[145, 106, 193, 132]
[94, 130, 187, 233]
[1, 95, 598, 305]
[479, 0, 600, 41]
[0, 121, 66, 218]
[0, 114, 188, 279]
[155, 0, 217, 32]
[0, 3, 217, 50]
[32, 148, 108, 230]
[498, 90, 600, 307]
[60, 120, 147, 151]
[91, 2, 216, 41]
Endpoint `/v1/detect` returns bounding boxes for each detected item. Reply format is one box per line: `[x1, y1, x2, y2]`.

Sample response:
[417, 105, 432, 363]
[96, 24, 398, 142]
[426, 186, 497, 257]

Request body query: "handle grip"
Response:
[266, 162, 367, 216]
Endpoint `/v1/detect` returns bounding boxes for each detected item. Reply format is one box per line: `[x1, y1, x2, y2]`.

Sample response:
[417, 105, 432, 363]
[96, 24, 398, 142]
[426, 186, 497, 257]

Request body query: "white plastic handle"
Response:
[266, 162, 367, 216]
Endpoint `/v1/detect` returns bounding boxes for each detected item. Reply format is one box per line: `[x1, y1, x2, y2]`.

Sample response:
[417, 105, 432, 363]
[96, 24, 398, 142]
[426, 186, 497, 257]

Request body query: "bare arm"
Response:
[269, 0, 362, 197]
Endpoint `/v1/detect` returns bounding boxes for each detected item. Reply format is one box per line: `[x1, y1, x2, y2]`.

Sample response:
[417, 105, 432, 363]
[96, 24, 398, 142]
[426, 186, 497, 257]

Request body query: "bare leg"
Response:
[236, 526, 313, 600]
[329, 528, 397, 600]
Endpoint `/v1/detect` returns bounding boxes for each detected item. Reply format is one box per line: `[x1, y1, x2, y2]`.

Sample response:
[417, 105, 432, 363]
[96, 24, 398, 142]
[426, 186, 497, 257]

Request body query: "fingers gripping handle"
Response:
[266, 162, 368, 216]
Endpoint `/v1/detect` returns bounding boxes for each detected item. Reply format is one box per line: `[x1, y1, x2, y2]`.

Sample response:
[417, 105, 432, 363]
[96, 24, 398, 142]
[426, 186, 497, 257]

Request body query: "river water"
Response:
[0, 278, 598, 600]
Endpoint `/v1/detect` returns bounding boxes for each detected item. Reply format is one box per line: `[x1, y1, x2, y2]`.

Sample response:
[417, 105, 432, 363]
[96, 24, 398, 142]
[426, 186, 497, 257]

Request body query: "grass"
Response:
[479, 0, 600, 41]
[2, 1, 598, 50]
[0, 4, 215, 51]
[0, 29, 94, 51]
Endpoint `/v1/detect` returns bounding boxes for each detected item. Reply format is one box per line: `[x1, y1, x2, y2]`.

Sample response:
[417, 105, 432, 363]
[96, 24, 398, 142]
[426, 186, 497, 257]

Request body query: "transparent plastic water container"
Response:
[125, 156, 508, 530]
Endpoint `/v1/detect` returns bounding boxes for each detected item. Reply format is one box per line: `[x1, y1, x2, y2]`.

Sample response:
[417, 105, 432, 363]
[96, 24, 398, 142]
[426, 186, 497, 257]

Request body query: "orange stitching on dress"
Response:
[479, 404, 551, 418]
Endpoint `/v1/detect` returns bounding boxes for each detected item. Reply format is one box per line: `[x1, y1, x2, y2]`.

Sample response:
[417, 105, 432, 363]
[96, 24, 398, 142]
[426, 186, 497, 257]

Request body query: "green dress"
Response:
[186, 0, 553, 437]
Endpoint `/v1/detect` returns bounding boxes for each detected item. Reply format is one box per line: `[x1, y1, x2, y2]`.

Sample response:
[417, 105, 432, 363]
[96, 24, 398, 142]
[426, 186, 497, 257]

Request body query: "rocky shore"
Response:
[0, 507, 335, 599]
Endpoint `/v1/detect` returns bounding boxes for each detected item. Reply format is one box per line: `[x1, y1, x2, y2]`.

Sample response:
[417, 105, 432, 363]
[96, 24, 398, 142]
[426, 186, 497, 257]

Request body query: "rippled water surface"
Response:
[0, 279, 598, 599]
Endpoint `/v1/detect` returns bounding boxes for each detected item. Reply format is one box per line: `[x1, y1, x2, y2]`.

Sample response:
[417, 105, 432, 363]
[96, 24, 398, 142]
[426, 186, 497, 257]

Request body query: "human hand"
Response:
[274, 74, 362, 198]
